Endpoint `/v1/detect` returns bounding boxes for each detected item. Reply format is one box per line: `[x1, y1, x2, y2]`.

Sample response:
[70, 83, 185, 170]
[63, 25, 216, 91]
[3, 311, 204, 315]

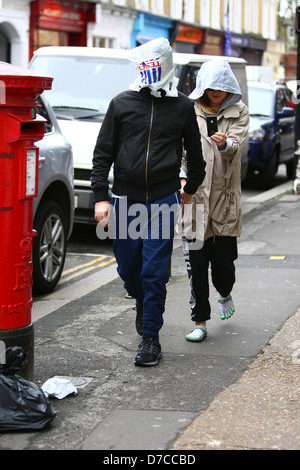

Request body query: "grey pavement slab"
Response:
[0, 184, 299, 450]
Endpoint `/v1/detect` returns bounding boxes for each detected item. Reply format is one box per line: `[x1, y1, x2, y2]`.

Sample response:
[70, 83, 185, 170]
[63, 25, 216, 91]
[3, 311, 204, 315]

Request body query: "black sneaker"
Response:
[134, 336, 162, 367]
[135, 300, 143, 336]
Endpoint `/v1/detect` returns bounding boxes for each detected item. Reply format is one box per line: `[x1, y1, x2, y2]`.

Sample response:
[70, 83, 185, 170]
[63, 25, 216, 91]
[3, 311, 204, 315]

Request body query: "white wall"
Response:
[0, 0, 30, 67]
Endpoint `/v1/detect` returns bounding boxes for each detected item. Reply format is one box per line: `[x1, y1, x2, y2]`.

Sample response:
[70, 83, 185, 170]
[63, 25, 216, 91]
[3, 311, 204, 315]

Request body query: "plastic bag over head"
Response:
[128, 37, 179, 97]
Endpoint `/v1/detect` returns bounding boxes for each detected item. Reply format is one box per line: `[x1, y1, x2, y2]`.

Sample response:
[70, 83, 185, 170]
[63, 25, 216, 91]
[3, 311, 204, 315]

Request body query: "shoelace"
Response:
[138, 338, 158, 355]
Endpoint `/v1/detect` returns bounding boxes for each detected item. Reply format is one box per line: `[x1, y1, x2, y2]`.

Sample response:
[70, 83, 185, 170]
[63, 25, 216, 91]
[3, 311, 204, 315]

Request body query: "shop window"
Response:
[36, 30, 68, 48]
[93, 37, 114, 48]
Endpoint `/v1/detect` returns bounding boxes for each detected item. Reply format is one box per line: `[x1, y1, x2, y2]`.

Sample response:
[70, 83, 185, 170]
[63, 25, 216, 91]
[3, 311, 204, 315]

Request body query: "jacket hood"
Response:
[189, 59, 242, 107]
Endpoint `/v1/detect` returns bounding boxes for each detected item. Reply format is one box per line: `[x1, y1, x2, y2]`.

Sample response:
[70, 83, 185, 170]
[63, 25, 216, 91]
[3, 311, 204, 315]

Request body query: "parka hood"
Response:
[189, 59, 242, 108]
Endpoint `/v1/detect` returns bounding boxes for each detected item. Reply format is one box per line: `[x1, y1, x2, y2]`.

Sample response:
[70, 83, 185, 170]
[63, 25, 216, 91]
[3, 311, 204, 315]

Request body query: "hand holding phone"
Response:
[206, 116, 218, 137]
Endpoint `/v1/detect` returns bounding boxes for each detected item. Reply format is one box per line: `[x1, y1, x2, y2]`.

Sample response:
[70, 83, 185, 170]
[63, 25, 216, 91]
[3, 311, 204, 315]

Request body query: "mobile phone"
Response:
[206, 116, 218, 137]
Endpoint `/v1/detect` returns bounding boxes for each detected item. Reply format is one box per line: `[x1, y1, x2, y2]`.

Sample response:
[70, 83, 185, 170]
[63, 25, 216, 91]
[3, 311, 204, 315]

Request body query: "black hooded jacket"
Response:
[91, 87, 206, 203]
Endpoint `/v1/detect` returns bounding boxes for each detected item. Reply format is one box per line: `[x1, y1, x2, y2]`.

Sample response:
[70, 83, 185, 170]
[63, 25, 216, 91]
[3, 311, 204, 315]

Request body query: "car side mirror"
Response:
[276, 107, 295, 118]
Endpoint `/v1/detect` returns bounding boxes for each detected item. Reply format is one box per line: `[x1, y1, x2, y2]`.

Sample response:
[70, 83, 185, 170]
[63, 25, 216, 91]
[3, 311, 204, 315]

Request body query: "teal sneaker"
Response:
[219, 295, 235, 320]
[185, 327, 207, 342]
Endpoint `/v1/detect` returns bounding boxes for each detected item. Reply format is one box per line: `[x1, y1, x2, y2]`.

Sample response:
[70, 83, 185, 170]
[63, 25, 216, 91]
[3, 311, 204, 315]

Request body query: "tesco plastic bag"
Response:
[0, 347, 56, 433]
[128, 37, 179, 97]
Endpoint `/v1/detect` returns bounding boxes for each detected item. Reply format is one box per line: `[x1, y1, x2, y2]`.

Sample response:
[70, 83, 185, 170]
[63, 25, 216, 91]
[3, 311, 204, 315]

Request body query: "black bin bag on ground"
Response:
[0, 347, 56, 432]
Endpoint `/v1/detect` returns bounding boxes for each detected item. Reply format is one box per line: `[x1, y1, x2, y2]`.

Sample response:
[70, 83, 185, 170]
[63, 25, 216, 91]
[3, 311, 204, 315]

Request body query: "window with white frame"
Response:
[93, 37, 115, 48]
[244, 0, 252, 33]
[252, 0, 259, 34]
[269, 0, 276, 40]
[135, 0, 149, 10]
[262, 0, 269, 38]
[200, 0, 210, 27]
[112, 0, 126, 6]
[151, 0, 164, 15]
[232, 0, 242, 33]
[184, 0, 195, 23]
[211, 0, 220, 30]
[170, 0, 183, 19]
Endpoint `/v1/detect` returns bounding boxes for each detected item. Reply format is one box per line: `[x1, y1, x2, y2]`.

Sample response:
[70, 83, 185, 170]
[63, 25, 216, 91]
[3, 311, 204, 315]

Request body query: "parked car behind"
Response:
[33, 94, 74, 294]
[247, 81, 295, 189]
[29, 47, 248, 224]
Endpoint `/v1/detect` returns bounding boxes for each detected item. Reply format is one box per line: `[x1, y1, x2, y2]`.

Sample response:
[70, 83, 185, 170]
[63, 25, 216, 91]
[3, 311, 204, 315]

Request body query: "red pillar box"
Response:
[0, 63, 52, 380]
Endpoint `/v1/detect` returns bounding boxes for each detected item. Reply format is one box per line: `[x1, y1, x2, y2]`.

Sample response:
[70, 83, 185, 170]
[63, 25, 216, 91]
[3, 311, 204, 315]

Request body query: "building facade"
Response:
[0, 0, 31, 67]
[0, 0, 285, 75]
[89, 0, 285, 73]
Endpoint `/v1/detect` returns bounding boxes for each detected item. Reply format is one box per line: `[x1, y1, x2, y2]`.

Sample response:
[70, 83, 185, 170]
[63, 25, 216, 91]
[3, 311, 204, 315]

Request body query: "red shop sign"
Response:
[31, 0, 94, 31]
[175, 25, 203, 43]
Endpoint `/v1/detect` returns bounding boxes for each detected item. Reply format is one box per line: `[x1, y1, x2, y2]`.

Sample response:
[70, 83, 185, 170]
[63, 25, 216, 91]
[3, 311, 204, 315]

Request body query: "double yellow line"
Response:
[60, 255, 116, 285]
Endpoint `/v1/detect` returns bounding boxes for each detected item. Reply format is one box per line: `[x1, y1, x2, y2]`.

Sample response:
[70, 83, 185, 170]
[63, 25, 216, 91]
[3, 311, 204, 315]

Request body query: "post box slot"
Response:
[21, 122, 34, 133]
[20, 121, 45, 137]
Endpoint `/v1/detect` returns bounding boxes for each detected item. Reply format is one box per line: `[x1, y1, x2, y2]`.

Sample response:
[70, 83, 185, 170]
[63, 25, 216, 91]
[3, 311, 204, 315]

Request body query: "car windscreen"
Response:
[30, 55, 137, 114]
[248, 86, 274, 117]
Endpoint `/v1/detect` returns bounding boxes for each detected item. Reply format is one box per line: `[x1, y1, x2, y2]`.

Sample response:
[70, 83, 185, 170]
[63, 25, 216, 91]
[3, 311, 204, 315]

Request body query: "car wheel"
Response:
[32, 200, 67, 294]
[258, 150, 277, 190]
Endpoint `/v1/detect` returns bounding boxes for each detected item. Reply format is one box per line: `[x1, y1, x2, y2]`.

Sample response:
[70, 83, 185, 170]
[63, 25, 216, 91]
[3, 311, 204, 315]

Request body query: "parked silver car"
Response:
[32, 94, 74, 294]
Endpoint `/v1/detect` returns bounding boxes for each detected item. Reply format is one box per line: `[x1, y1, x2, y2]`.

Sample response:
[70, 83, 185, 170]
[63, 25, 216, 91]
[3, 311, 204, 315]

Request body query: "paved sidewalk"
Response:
[171, 307, 300, 450]
[0, 173, 299, 451]
[172, 168, 300, 451]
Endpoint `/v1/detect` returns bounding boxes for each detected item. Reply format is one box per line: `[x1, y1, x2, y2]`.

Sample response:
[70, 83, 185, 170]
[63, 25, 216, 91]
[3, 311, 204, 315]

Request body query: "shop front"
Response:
[29, 0, 95, 59]
[244, 36, 267, 66]
[172, 24, 203, 54]
[230, 34, 250, 58]
[197, 30, 224, 56]
[131, 13, 174, 48]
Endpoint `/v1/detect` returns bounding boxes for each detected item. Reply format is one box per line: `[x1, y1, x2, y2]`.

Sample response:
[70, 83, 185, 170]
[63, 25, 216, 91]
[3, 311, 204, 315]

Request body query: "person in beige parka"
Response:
[181, 59, 249, 342]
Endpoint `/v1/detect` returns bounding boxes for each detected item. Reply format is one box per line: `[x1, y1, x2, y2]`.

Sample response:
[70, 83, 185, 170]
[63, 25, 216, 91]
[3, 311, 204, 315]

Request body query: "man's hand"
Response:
[180, 190, 192, 205]
[94, 201, 111, 227]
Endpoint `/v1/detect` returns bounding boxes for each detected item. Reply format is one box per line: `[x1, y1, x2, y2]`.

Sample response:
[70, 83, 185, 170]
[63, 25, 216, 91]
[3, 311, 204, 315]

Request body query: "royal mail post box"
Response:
[0, 63, 52, 380]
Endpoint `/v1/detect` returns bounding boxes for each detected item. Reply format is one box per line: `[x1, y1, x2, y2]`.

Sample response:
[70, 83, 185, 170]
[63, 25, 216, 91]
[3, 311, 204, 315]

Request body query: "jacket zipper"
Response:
[145, 97, 154, 203]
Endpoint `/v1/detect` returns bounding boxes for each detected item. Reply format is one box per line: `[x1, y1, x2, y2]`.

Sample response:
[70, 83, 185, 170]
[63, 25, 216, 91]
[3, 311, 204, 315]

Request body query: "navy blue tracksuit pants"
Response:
[112, 192, 180, 340]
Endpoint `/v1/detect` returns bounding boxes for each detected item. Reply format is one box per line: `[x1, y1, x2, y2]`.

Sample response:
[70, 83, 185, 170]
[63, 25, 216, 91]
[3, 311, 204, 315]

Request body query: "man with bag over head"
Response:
[181, 59, 249, 343]
[91, 38, 206, 366]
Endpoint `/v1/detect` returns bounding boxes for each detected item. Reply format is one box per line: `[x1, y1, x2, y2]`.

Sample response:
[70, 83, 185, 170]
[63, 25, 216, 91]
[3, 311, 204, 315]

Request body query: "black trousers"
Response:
[183, 236, 238, 322]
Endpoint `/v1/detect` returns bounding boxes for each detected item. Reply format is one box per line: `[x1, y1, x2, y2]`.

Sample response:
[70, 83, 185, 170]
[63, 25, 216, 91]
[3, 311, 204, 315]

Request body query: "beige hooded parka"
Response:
[186, 59, 249, 240]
